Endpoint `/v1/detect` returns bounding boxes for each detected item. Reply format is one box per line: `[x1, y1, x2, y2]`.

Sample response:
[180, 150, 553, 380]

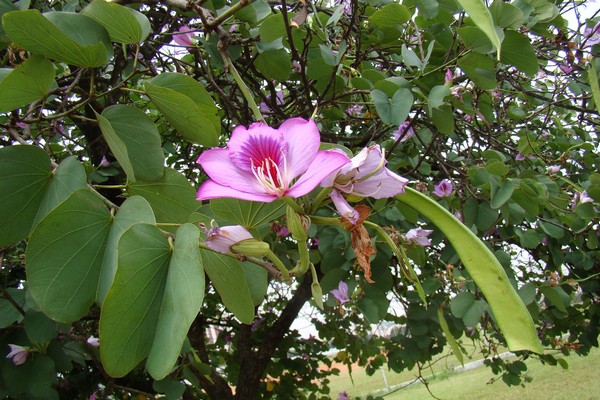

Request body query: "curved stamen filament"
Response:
[251, 157, 288, 196]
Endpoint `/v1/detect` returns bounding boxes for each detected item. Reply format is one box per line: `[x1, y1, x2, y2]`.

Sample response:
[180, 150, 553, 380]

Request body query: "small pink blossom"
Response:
[405, 228, 433, 247]
[572, 191, 594, 209]
[259, 90, 285, 113]
[337, 391, 351, 400]
[433, 179, 453, 197]
[330, 281, 350, 304]
[583, 21, 600, 47]
[444, 69, 454, 85]
[196, 117, 350, 202]
[205, 225, 253, 254]
[6, 344, 28, 366]
[173, 25, 195, 47]
[99, 156, 111, 168]
[515, 153, 525, 161]
[271, 222, 290, 237]
[547, 165, 560, 174]
[392, 121, 414, 142]
[87, 336, 99, 347]
[559, 64, 573, 74]
[346, 104, 364, 117]
[15, 122, 28, 129]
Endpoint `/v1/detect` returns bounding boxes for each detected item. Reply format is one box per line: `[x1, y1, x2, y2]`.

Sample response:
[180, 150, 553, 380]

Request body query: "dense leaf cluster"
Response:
[0, 0, 598, 399]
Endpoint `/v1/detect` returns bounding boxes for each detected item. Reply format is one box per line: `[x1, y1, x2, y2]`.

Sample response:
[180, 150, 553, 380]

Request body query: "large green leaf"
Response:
[369, 3, 411, 29]
[0, 145, 52, 247]
[255, 48, 291, 82]
[81, 0, 150, 44]
[96, 196, 156, 305]
[26, 189, 112, 323]
[395, 187, 543, 353]
[127, 167, 199, 228]
[500, 30, 539, 76]
[147, 224, 204, 380]
[33, 156, 87, 227]
[97, 105, 165, 182]
[2, 10, 112, 67]
[0, 55, 55, 113]
[457, 52, 497, 90]
[145, 73, 220, 146]
[371, 88, 413, 126]
[243, 262, 268, 307]
[456, 0, 502, 58]
[200, 249, 254, 324]
[100, 223, 171, 378]
[210, 198, 285, 228]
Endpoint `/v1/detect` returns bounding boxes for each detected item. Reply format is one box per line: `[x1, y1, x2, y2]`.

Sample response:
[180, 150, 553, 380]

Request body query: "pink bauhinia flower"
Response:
[330, 189, 358, 225]
[321, 144, 408, 199]
[172, 25, 195, 47]
[433, 179, 454, 197]
[205, 225, 253, 254]
[6, 344, 29, 366]
[405, 228, 433, 247]
[197, 118, 349, 202]
[330, 281, 350, 304]
[392, 121, 415, 142]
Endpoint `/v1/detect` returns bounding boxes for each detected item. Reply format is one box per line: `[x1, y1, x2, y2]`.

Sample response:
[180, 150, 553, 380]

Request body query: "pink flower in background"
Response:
[330, 281, 350, 304]
[205, 225, 253, 254]
[444, 69, 454, 85]
[6, 344, 28, 366]
[173, 25, 195, 47]
[583, 21, 600, 46]
[405, 228, 433, 247]
[86, 336, 99, 347]
[321, 144, 408, 199]
[196, 117, 349, 202]
[346, 104, 364, 117]
[559, 64, 573, 74]
[547, 165, 561, 174]
[337, 391, 351, 400]
[259, 90, 285, 113]
[572, 191, 594, 209]
[515, 153, 525, 161]
[433, 179, 453, 197]
[392, 121, 414, 142]
[330, 189, 358, 224]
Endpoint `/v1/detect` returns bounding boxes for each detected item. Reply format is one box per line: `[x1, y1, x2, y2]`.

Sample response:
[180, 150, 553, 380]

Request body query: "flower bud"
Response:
[286, 206, 309, 241]
[230, 238, 271, 257]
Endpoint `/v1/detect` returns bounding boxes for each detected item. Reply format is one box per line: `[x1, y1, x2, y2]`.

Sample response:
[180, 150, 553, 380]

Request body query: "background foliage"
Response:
[0, 0, 598, 398]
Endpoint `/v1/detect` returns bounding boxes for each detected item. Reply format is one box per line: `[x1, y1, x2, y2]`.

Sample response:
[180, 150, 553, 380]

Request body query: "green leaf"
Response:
[371, 88, 414, 126]
[3, 10, 112, 67]
[96, 196, 156, 305]
[243, 262, 268, 306]
[255, 48, 291, 82]
[490, 179, 514, 209]
[100, 223, 171, 378]
[145, 73, 220, 146]
[457, 52, 497, 90]
[501, 30, 538, 76]
[147, 224, 204, 380]
[589, 59, 600, 115]
[437, 307, 464, 366]
[396, 187, 543, 353]
[33, 156, 87, 227]
[210, 198, 285, 228]
[0, 55, 55, 112]
[456, 0, 502, 58]
[97, 105, 165, 182]
[200, 249, 254, 324]
[258, 12, 286, 42]
[127, 167, 199, 228]
[540, 286, 570, 313]
[490, 0, 524, 29]
[0, 145, 52, 247]
[428, 85, 451, 111]
[81, 0, 150, 44]
[27, 189, 112, 323]
[369, 3, 411, 29]
[457, 26, 494, 54]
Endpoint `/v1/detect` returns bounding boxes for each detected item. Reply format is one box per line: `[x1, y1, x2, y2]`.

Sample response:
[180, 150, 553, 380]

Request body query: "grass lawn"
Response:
[326, 345, 600, 400]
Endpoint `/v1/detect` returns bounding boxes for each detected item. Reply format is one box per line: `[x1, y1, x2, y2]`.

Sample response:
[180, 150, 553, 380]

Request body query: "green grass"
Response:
[326, 346, 600, 400]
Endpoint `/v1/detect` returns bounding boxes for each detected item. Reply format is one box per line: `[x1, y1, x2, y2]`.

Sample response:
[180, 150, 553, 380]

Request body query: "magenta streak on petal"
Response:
[279, 117, 321, 181]
[197, 148, 264, 195]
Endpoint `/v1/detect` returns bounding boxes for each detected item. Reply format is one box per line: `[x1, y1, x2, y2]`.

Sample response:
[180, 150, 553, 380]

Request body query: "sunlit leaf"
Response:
[81, 0, 150, 44]
[0, 55, 55, 113]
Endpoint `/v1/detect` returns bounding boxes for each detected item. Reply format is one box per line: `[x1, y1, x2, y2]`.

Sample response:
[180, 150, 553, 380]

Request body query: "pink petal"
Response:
[279, 118, 321, 181]
[286, 151, 350, 198]
[227, 123, 285, 172]
[197, 148, 265, 195]
[349, 170, 408, 198]
[197, 180, 277, 202]
[330, 189, 358, 224]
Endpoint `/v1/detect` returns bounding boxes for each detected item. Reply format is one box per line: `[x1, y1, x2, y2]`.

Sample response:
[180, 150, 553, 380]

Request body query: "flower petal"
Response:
[330, 189, 358, 224]
[197, 180, 276, 202]
[347, 170, 408, 198]
[286, 151, 350, 197]
[197, 148, 265, 195]
[279, 117, 321, 180]
[227, 123, 285, 172]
